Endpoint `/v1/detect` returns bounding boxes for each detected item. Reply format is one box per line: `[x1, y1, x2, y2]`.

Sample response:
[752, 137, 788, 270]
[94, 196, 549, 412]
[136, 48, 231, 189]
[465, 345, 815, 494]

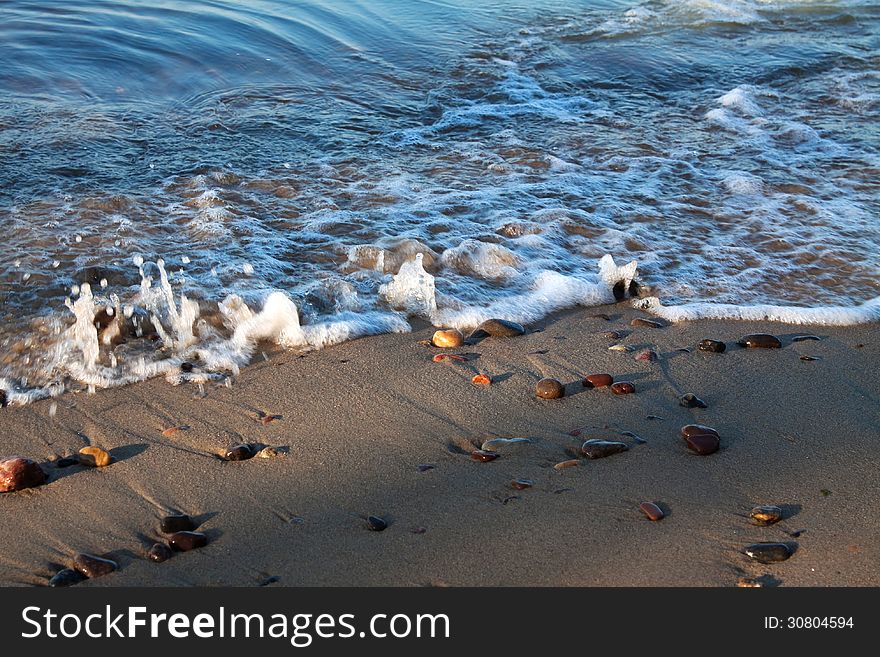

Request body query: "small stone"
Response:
[736, 577, 764, 588]
[481, 438, 531, 452]
[366, 516, 387, 531]
[738, 334, 782, 349]
[168, 531, 208, 551]
[581, 439, 629, 459]
[160, 514, 196, 534]
[224, 444, 257, 461]
[639, 502, 664, 521]
[56, 457, 79, 468]
[469, 319, 525, 339]
[73, 553, 117, 578]
[698, 339, 726, 353]
[536, 378, 565, 399]
[256, 446, 286, 458]
[511, 479, 533, 490]
[583, 373, 614, 388]
[417, 464, 435, 472]
[608, 344, 631, 352]
[750, 505, 783, 526]
[610, 382, 635, 395]
[792, 335, 821, 342]
[48, 568, 86, 587]
[799, 355, 820, 361]
[631, 318, 663, 328]
[471, 450, 500, 462]
[683, 433, 720, 455]
[471, 373, 491, 386]
[680, 424, 720, 439]
[554, 459, 580, 470]
[744, 542, 794, 564]
[635, 349, 657, 362]
[148, 543, 173, 563]
[679, 393, 708, 409]
[601, 330, 622, 339]
[432, 329, 463, 348]
[78, 446, 111, 467]
[180, 362, 194, 373]
[0, 456, 47, 492]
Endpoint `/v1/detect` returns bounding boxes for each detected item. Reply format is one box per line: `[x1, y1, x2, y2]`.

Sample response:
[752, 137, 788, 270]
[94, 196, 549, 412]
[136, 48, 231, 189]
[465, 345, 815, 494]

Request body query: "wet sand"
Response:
[1, 303, 878, 587]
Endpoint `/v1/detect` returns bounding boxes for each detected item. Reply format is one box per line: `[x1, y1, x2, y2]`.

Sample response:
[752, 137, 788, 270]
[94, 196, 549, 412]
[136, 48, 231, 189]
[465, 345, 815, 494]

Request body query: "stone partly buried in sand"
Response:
[161, 514, 197, 534]
[536, 378, 565, 399]
[224, 443, 259, 461]
[610, 382, 636, 395]
[738, 334, 782, 349]
[48, 568, 87, 587]
[469, 318, 525, 339]
[73, 553, 118, 578]
[148, 543, 173, 563]
[511, 479, 534, 490]
[78, 446, 112, 467]
[0, 456, 47, 493]
[431, 328, 463, 348]
[366, 516, 388, 532]
[470, 449, 500, 462]
[631, 318, 663, 328]
[750, 505, 784, 526]
[744, 542, 794, 564]
[679, 393, 708, 409]
[583, 373, 613, 388]
[639, 502, 665, 521]
[681, 424, 720, 455]
[698, 339, 726, 353]
[581, 439, 629, 459]
[634, 349, 657, 362]
[169, 531, 209, 552]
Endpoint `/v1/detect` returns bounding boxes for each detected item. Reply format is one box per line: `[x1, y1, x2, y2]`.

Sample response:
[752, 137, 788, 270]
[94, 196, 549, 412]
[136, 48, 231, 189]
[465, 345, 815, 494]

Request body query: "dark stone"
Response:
[792, 335, 821, 342]
[469, 319, 525, 339]
[750, 505, 783, 526]
[0, 456, 47, 493]
[169, 531, 208, 551]
[799, 355, 820, 361]
[56, 457, 79, 468]
[680, 424, 719, 439]
[417, 464, 435, 472]
[744, 542, 794, 564]
[224, 444, 258, 461]
[679, 393, 708, 409]
[48, 568, 87, 587]
[631, 318, 663, 328]
[581, 439, 629, 459]
[73, 553, 118, 578]
[612, 280, 626, 301]
[180, 362, 194, 373]
[160, 514, 197, 534]
[366, 516, 387, 531]
[683, 433, 720, 455]
[601, 330, 622, 339]
[610, 382, 635, 395]
[0, 390, 6, 408]
[738, 334, 782, 349]
[471, 450, 500, 462]
[639, 502, 664, 521]
[698, 339, 726, 353]
[629, 280, 643, 298]
[148, 543, 173, 563]
[535, 378, 565, 399]
[583, 373, 613, 388]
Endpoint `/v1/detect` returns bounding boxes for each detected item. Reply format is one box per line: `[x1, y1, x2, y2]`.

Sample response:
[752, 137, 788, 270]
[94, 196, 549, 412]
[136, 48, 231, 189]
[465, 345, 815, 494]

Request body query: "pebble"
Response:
[48, 568, 87, 587]
[744, 542, 794, 564]
[224, 444, 258, 461]
[750, 505, 783, 526]
[471, 450, 500, 462]
[601, 330, 622, 339]
[73, 553, 118, 578]
[78, 446, 112, 467]
[168, 531, 208, 551]
[583, 373, 613, 388]
[553, 459, 580, 470]
[256, 446, 286, 458]
[680, 424, 719, 439]
[581, 439, 629, 459]
[432, 329, 463, 348]
[698, 339, 726, 353]
[432, 353, 466, 363]
[56, 457, 79, 468]
[799, 355, 820, 361]
[471, 374, 492, 386]
[608, 344, 631, 352]
[0, 456, 47, 492]
[792, 335, 821, 342]
[535, 378, 565, 399]
[610, 382, 635, 395]
[511, 479, 534, 490]
[639, 502, 665, 521]
[469, 318, 525, 339]
[481, 438, 531, 452]
[736, 577, 765, 588]
[417, 464, 435, 472]
[180, 362, 194, 373]
[683, 433, 720, 455]
[631, 318, 663, 328]
[366, 516, 387, 532]
[160, 514, 197, 534]
[679, 393, 708, 409]
[148, 543, 173, 563]
[738, 333, 782, 349]
[635, 349, 657, 362]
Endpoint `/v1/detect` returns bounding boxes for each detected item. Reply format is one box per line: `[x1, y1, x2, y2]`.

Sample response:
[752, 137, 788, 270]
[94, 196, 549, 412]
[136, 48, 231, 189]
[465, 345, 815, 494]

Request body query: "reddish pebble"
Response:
[583, 373, 613, 388]
[0, 456, 47, 493]
[610, 382, 635, 395]
[680, 424, 719, 438]
[471, 374, 491, 386]
[168, 531, 208, 551]
[635, 349, 657, 362]
[471, 450, 500, 462]
[639, 502, 665, 521]
[535, 378, 565, 399]
[683, 433, 720, 455]
[433, 353, 466, 362]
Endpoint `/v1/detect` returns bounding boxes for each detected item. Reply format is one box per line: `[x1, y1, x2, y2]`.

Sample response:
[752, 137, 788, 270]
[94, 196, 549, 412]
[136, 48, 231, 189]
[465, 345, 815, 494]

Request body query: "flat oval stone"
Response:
[744, 542, 793, 564]
[631, 318, 663, 328]
[48, 568, 87, 587]
[0, 456, 47, 493]
[481, 438, 531, 452]
[679, 393, 708, 408]
[738, 334, 782, 349]
[224, 444, 257, 461]
[581, 439, 629, 459]
[470, 318, 525, 339]
[680, 424, 720, 439]
[639, 502, 664, 521]
[750, 505, 783, 526]
[366, 516, 387, 532]
[635, 349, 657, 362]
[432, 329, 463, 348]
[471, 449, 500, 462]
[78, 446, 111, 467]
[792, 335, 820, 342]
[511, 479, 533, 490]
[610, 382, 635, 395]
[168, 531, 208, 551]
[683, 433, 720, 455]
[698, 339, 726, 353]
[583, 373, 613, 388]
[160, 514, 196, 534]
[73, 553, 117, 578]
[148, 543, 173, 563]
[536, 378, 565, 399]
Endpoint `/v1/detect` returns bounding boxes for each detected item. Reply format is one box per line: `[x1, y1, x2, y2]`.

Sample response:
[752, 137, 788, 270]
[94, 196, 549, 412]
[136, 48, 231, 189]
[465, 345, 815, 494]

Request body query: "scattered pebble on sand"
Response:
[432, 329, 464, 348]
[681, 424, 720, 455]
[0, 390, 6, 408]
[224, 444, 258, 461]
[744, 542, 794, 564]
[583, 373, 613, 388]
[160, 514, 196, 534]
[417, 464, 435, 472]
[433, 353, 466, 363]
[610, 382, 635, 395]
[469, 318, 525, 339]
[608, 344, 631, 352]
[366, 516, 388, 532]
[169, 531, 208, 551]
[749, 505, 784, 526]
[535, 378, 565, 399]
[639, 502, 665, 521]
[635, 348, 657, 362]
[601, 330, 622, 339]
[0, 456, 47, 492]
[481, 437, 531, 452]
[48, 568, 87, 587]
[738, 334, 782, 349]
[631, 318, 663, 328]
[799, 355, 820, 361]
[698, 339, 726, 353]
[78, 446, 112, 467]
[471, 373, 491, 386]
[554, 459, 580, 470]
[581, 439, 629, 459]
[73, 553, 118, 578]
[679, 393, 708, 409]
[792, 335, 821, 342]
[161, 426, 188, 437]
[470, 449, 500, 462]
[256, 446, 287, 458]
[511, 479, 534, 490]
[148, 543, 173, 563]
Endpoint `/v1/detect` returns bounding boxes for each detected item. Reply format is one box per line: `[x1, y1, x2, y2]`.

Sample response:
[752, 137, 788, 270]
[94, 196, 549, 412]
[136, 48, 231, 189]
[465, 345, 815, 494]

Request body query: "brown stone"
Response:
[535, 378, 565, 399]
[639, 502, 664, 521]
[73, 553, 117, 578]
[738, 334, 782, 349]
[554, 459, 580, 470]
[367, 516, 388, 531]
[631, 318, 663, 328]
[679, 393, 708, 408]
[224, 444, 257, 461]
[511, 479, 533, 490]
[432, 329, 463, 348]
[0, 456, 47, 493]
[698, 339, 726, 353]
[78, 446, 111, 467]
[160, 514, 196, 534]
[610, 382, 635, 395]
[581, 439, 629, 459]
[683, 433, 720, 455]
[680, 424, 720, 439]
[471, 450, 500, 462]
[635, 349, 657, 362]
[148, 543, 173, 563]
[744, 542, 793, 563]
[583, 373, 613, 388]
[469, 319, 525, 339]
[168, 531, 208, 551]
[750, 505, 783, 526]
[48, 568, 86, 587]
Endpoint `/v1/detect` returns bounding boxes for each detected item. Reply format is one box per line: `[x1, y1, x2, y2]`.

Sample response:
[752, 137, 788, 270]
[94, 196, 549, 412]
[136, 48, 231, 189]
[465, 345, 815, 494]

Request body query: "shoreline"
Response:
[1, 302, 878, 586]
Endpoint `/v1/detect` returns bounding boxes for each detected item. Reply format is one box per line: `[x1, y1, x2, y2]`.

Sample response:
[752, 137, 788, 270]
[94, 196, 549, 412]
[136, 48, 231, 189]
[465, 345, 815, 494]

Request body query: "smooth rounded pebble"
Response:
[683, 433, 720, 455]
[553, 459, 579, 470]
[73, 553, 117, 578]
[511, 479, 533, 490]
[160, 514, 196, 534]
[0, 456, 47, 493]
[583, 373, 613, 388]
[432, 329, 463, 348]
[581, 439, 629, 459]
[601, 330, 622, 339]
[679, 393, 708, 409]
[48, 568, 87, 587]
[224, 444, 258, 461]
[610, 382, 635, 395]
[469, 318, 525, 339]
[366, 516, 388, 532]
[78, 446, 111, 467]
[738, 334, 782, 349]
[750, 505, 783, 526]
[470, 450, 500, 462]
[169, 531, 208, 551]
[680, 424, 719, 439]
[639, 502, 664, 521]
[471, 373, 491, 386]
[744, 542, 793, 564]
[631, 318, 663, 328]
[698, 339, 726, 353]
[536, 378, 565, 399]
[148, 543, 173, 563]
[635, 349, 657, 362]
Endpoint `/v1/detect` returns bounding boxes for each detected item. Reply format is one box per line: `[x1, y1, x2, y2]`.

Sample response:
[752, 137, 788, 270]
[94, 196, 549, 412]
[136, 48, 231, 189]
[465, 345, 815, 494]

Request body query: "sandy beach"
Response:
[1, 303, 877, 587]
